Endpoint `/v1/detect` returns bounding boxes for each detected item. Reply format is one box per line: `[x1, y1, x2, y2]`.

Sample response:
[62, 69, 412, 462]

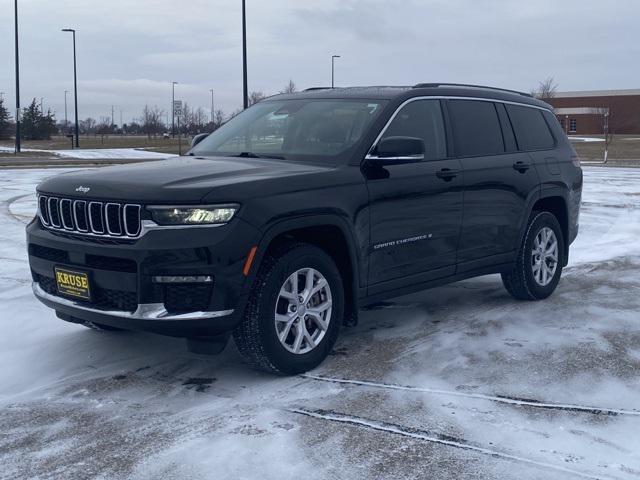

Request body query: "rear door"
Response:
[448, 99, 540, 272]
[365, 99, 464, 290]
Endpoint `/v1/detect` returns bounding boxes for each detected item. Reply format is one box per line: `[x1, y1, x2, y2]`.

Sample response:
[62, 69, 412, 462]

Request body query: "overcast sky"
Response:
[1, 0, 638, 125]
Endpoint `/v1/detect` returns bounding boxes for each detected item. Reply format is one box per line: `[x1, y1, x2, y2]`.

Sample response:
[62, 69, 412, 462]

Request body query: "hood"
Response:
[37, 156, 333, 203]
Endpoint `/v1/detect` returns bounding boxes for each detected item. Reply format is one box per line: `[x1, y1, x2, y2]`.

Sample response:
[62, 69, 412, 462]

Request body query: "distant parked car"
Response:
[163, 132, 170, 139]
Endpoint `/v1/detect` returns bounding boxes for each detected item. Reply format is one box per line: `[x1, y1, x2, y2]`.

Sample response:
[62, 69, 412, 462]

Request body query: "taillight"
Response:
[571, 155, 581, 168]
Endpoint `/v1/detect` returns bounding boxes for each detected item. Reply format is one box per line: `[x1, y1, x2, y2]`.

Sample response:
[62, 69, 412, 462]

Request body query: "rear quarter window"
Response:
[506, 104, 556, 151]
[448, 100, 505, 157]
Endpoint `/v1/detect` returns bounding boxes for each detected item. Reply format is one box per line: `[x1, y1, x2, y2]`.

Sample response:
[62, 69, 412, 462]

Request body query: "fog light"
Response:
[152, 275, 213, 283]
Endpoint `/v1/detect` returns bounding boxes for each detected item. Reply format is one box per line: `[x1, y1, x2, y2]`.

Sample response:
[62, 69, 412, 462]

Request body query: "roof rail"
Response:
[304, 87, 335, 91]
[412, 83, 532, 98]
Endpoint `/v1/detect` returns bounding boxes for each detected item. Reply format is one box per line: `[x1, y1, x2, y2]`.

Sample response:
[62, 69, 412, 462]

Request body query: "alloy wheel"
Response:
[274, 268, 332, 354]
[531, 226, 558, 287]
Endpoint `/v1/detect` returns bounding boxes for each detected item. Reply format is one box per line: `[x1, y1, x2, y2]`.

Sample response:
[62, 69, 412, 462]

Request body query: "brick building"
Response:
[547, 89, 640, 135]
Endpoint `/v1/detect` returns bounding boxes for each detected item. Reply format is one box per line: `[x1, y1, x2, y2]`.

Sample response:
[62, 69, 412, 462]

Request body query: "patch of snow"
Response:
[567, 136, 605, 143]
[0, 145, 176, 159]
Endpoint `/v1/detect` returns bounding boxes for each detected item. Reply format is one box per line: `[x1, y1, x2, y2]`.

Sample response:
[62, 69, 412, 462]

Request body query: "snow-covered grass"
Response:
[568, 136, 606, 143]
[0, 145, 176, 159]
[1, 167, 639, 479]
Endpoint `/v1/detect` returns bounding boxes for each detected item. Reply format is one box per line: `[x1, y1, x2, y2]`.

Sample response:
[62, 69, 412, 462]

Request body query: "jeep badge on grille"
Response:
[75, 186, 90, 193]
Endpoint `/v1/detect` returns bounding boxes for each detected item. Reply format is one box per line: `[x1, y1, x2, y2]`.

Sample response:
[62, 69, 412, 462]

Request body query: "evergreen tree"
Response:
[0, 98, 12, 140]
[21, 99, 57, 140]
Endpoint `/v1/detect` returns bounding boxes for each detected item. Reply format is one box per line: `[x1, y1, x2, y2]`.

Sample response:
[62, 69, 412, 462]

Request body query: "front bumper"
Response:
[27, 216, 261, 337]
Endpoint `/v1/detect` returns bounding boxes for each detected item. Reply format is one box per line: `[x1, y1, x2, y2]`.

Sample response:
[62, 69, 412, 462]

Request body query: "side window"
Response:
[506, 104, 556, 150]
[379, 100, 447, 161]
[448, 100, 505, 157]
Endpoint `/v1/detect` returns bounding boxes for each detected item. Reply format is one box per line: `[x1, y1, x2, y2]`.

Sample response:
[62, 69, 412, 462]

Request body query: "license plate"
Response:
[54, 267, 91, 300]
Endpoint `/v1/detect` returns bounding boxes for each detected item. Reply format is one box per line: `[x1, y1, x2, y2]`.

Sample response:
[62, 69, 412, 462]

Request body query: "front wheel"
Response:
[233, 242, 344, 375]
[502, 211, 564, 300]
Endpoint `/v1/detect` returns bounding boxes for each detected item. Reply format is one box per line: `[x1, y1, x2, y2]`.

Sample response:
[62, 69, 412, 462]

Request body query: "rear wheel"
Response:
[501, 211, 564, 300]
[233, 242, 344, 375]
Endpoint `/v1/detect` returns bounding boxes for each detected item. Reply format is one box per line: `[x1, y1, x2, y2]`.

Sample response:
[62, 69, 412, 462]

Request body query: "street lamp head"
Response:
[61, 28, 75, 32]
[332, 55, 341, 59]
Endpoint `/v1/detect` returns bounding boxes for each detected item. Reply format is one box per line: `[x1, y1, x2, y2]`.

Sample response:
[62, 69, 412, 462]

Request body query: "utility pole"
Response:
[242, 0, 248, 109]
[331, 55, 341, 88]
[210, 89, 214, 124]
[14, 0, 21, 153]
[171, 81, 177, 137]
[62, 28, 79, 147]
[40, 97, 44, 112]
[64, 90, 69, 131]
[120, 110, 123, 134]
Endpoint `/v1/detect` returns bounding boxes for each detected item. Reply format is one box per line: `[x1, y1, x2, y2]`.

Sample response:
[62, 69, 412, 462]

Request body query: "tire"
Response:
[501, 211, 564, 300]
[233, 242, 344, 375]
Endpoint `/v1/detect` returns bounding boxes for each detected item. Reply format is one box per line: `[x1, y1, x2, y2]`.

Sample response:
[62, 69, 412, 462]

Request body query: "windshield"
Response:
[191, 98, 387, 162]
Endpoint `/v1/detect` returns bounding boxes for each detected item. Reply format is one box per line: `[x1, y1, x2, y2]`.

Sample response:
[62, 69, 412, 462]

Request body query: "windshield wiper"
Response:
[235, 151, 285, 160]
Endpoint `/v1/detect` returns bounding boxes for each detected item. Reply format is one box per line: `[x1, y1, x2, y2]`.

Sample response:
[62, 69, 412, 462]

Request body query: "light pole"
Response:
[171, 81, 178, 137]
[209, 89, 215, 125]
[242, 0, 248, 109]
[14, 0, 21, 153]
[331, 55, 340, 88]
[64, 90, 69, 131]
[62, 28, 79, 147]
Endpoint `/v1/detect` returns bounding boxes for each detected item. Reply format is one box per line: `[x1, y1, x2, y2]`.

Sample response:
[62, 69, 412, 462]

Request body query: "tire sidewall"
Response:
[256, 246, 344, 374]
[523, 212, 564, 299]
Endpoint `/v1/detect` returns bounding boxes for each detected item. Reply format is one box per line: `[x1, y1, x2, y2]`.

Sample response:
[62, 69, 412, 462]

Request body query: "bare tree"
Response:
[141, 105, 165, 138]
[281, 79, 297, 94]
[214, 109, 226, 129]
[248, 91, 266, 106]
[531, 77, 558, 101]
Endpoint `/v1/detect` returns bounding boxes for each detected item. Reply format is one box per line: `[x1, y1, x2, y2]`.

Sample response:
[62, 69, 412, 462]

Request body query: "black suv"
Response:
[28, 84, 583, 374]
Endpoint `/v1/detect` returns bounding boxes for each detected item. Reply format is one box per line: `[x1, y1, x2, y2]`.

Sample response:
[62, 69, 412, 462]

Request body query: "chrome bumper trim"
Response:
[32, 282, 234, 321]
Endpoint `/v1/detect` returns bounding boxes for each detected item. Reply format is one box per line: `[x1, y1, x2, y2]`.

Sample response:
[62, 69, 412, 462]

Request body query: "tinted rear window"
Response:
[506, 104, 555, 151]
[448, 100, 505, 157]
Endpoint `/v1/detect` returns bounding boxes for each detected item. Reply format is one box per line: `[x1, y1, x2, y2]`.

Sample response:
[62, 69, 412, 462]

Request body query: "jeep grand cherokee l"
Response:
[27, 83, 583, 374]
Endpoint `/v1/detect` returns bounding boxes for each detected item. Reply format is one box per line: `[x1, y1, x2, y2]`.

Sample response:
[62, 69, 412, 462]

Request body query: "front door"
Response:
[365, 99, 464, 291]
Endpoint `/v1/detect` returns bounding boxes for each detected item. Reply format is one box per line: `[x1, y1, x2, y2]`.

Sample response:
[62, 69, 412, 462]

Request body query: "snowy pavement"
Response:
[1, 167, 640, 479]
[0, 146, 176, 160]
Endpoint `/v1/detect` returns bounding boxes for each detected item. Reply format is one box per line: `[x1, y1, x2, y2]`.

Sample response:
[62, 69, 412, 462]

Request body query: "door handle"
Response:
[513, 161, 531, 173]
[435, 168, 460, 181]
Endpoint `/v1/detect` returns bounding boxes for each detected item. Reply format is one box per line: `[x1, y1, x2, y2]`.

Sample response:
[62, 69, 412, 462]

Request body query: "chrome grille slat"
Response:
[60, 199, 75, 230]
[37, 195, 141, 239]
[105, 203, 123, 236]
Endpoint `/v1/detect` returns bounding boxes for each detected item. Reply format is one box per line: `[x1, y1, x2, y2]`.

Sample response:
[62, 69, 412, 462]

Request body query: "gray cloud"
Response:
[0, 0, 638, 124]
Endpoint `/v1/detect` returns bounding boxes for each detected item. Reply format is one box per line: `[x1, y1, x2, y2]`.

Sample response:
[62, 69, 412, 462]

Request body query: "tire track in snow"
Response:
[290, 408, 618, 480]
[303, 374, 640, 417]
[1, 193, 34, 224]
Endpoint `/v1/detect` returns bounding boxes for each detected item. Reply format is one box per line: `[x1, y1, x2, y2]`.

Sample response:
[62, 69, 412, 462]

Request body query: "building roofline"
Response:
[555, 89, 640, 98]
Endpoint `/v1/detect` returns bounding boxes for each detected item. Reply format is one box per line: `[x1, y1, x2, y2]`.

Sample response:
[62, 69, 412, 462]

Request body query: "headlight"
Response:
[148, 205, 238, 225]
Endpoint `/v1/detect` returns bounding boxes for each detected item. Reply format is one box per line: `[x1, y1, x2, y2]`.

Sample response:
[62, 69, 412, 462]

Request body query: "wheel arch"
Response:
[526, 191, 570, 266]
[248, 215, 362, 326]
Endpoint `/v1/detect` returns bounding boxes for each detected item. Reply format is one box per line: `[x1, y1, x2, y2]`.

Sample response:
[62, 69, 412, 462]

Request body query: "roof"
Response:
[555, 89, 640, 98]
[269, 84, 550, 109]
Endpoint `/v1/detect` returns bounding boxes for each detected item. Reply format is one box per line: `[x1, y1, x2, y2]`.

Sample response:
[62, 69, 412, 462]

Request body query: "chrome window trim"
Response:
[365, 95, 554, 160]
[60, 199, 75, 230]
[105, 203, 123, 236]
[73, 200, 89, 232]
[48, 197, 61, 228]
[88, 201, 105, 234]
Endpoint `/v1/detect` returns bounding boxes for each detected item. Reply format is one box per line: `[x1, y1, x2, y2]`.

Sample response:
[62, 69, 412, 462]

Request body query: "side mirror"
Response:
[368, 136, 425, 165]
[191, 132, 210, 149]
